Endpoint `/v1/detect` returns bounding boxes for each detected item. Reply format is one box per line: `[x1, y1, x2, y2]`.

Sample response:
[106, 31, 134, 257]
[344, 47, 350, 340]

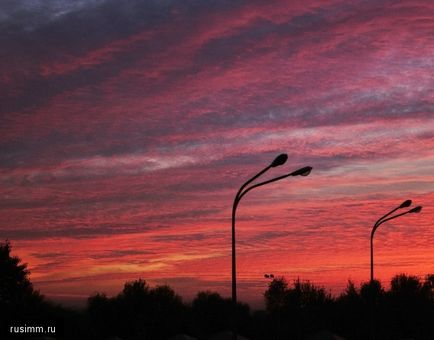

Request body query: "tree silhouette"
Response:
[264, 277, 333, 339]
[335, 280, 365, 339]
[360, 279, 384, 301]
[422, 273, 434, 298]
[191, 291, 232, 337]
[385, 274, 434, 339]
[149, 284, 186, 338]
[87, 279, 186, 340]
[87, 293, 117, 339]
[390, 273, 421, 296]
[264, 276, 288, 312]
[0, 240, 45, 316]
[0, 240, 33, 303]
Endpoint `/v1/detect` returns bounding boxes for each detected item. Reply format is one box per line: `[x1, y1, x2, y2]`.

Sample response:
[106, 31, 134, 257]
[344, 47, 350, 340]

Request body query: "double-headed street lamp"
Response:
[370, 200, 422, 282]
[231, 153, 312, 339]
[369, 200, 422, 340]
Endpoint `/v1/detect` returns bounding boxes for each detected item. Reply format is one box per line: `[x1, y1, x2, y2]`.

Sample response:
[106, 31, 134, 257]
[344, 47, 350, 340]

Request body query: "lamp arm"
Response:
[372, 209, 414, 239]
[371, 204, 407, 240]
[374, 206, 401, 229]
[376, 210, 413, 226]
[237, 172, 293, 203]
[235, 165, 271, 202]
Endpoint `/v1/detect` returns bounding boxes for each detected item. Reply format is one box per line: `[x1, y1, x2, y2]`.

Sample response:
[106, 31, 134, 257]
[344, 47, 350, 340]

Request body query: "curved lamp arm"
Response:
[234, 165, 271, 202]
[234, 154, 288, 202]
[376, 206, 422, 228]
[371, 200, 412, 240]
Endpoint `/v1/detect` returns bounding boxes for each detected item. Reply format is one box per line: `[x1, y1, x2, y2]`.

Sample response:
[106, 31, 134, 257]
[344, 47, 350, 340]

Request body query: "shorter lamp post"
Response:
[369, 200, 422, 340]
[370, 201, 422, 282]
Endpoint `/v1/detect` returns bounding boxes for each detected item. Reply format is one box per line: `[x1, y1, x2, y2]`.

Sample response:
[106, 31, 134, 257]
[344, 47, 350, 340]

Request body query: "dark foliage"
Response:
[333, 275, 434, 340]
[263, 277, 334, 339]
[191, 291, 232, 337]
[191, 291, 250, 338]
[0, 240, 51, 324]
[0, 240, 41, 307]
[385, 274, 434, 339]
[0, 240, 86, 340]
[87, 279, 187, 340]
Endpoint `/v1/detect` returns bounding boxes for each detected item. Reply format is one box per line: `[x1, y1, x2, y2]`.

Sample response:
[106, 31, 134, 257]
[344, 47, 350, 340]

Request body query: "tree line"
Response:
[1, 240, 433, 339]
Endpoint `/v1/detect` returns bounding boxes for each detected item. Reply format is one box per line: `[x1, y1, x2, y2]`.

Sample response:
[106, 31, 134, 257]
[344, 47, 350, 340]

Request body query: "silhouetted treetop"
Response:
[0, 240, 34, 304]
[264, 276, 288, 311]
[265, 277, 332, 312]
[121, 278, 150, 298]
[360, 279, 384, 301]
[390, 273, 422, 296]
[422, 273, 434, 299]
[339, 280, 359, 301]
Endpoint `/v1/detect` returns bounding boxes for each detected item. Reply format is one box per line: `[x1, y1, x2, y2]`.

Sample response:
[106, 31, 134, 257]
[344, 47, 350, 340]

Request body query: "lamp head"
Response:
[291, 166, 312, 176]
[409, 206, 422, 213]
[271, 153, 288, 167]
[399, 200, 412, 209]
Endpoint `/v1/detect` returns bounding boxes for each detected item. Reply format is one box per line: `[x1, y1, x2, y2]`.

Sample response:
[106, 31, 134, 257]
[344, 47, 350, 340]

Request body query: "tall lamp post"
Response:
[369, 200, 422, 340]
[231, 153, 312, 339]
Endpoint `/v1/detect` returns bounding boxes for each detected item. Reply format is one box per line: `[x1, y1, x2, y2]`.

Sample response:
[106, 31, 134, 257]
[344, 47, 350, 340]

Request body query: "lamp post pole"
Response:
[369, 201, 422, 340]
[231, 154, 312, 340]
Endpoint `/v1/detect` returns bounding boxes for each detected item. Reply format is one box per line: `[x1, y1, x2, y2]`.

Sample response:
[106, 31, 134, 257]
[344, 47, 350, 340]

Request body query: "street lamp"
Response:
[231, 153, 312, 339]
[370, 200, 422, 282]
[369, 200, 422, 340]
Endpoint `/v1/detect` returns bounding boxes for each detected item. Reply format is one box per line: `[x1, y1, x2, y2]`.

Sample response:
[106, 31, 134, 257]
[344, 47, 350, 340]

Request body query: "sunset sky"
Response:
[1, 0, 433, 308]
